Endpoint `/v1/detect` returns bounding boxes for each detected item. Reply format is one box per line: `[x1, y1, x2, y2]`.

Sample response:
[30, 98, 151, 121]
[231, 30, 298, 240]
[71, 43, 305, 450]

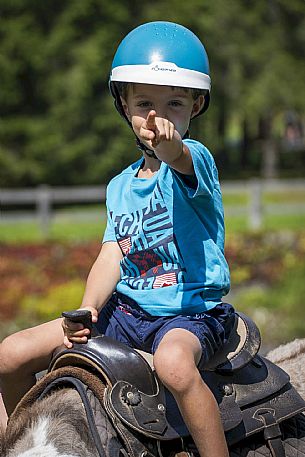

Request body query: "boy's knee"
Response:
[0, 332, 35, 376]
[153, 344, 197, 394]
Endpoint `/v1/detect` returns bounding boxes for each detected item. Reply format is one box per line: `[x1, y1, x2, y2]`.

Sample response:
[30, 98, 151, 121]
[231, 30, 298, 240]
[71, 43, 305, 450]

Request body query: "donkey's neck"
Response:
[8, 416, 67, 457]
[4, 388, 98, 457]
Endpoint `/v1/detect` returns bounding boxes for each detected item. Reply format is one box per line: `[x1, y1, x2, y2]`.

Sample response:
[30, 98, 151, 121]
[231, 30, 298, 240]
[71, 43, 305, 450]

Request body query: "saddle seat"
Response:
[49, 312, 305, 446]
[51, 312, 260, 383]
[137, 311, 261, 373]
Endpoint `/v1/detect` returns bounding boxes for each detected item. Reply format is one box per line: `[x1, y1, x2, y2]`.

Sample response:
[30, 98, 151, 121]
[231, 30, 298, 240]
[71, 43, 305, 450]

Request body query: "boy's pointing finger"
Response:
[146, 110, 156, 130]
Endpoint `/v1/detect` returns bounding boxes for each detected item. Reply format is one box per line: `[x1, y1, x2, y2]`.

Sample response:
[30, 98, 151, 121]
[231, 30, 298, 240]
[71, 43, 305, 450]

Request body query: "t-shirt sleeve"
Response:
[173, 139, 218, 199]
[102, 191, 117, 243]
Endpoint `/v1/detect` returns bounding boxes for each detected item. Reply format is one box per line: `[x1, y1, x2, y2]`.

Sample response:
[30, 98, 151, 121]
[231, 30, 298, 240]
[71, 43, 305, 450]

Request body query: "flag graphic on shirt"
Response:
[113, 182, 185, 290]
[153, 272, 177, 288]
[118, 237, 132, 255]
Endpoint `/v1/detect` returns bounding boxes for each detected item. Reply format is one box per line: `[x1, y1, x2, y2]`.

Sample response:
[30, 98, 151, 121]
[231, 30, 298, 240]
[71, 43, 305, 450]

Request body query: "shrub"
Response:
[20, 280, 85, 322]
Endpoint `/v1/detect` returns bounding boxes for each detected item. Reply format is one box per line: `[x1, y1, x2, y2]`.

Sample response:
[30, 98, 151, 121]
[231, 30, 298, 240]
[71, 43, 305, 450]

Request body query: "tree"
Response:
[1, 0, 304, 186]
[0, 0, 147, 186]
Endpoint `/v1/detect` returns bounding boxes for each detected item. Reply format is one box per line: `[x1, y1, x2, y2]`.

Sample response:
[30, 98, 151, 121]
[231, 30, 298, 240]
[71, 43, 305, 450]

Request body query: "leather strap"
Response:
[254, 409, 285, 457]
[268, 438, 286, 457]
[38, 376, 106, 457]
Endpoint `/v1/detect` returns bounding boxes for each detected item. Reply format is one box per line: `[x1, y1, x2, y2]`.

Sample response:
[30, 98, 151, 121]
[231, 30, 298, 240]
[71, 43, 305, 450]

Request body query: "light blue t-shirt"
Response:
[103, 139, 230, 316]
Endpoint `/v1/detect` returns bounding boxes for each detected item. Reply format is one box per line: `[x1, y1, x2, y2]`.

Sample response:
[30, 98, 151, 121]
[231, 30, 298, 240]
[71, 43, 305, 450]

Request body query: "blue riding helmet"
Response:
[110, 21, 211, 117]
[109, 21, 211, 155]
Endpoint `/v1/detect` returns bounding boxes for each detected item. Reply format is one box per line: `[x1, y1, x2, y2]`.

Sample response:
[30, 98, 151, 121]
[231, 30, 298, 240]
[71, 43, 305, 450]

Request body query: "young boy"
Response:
[0, 22, 234, 457]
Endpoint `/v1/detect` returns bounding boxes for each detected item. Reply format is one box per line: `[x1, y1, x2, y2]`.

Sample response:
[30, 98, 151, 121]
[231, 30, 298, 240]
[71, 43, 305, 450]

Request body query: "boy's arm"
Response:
[155, 132, 193, 176]
[80, 240, 122, 311]
[63, 241, 122, 347]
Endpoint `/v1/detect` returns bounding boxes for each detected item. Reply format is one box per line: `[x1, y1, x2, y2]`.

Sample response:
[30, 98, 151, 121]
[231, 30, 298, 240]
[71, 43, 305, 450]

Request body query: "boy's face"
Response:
[120, 84, 204, 144]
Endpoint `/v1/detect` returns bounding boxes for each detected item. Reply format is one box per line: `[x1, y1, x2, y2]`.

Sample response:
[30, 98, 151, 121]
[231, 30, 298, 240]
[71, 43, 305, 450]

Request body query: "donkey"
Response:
[1, 314, 305, 457]
[266, 338, 305, 401]
[0, 388, 100, 457]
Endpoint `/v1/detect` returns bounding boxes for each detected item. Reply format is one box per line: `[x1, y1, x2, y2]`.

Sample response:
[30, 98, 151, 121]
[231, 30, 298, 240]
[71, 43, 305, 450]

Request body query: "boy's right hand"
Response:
[62, 306, 98, 348]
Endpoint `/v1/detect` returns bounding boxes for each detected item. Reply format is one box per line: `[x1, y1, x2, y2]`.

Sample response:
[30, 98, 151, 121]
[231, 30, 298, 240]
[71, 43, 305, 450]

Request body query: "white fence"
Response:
[222, 178, 305, 229]
[0, 185, 106, 236]
[1, 179, 304, 236]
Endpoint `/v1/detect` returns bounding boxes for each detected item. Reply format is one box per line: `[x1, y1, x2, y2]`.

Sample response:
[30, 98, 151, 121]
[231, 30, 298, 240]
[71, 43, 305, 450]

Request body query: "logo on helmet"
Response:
[150, 63, 177, 73]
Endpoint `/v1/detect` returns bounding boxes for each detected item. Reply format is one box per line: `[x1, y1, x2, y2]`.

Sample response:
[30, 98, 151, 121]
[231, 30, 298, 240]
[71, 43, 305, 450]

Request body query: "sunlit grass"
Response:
[222, 194, 248, 205]
[0, 220, 106, 244]
[222, 190, 305, 205]
[224, 213, 305, 234]
[1, 213, 305, 244]
[263, 190, 305, 204]
[1, 190, 304, 243]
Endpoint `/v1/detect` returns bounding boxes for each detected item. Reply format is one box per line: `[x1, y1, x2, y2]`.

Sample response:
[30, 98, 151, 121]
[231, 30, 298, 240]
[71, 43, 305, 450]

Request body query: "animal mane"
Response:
[2, 388, 98, 457]
[0, 425, 5, 456]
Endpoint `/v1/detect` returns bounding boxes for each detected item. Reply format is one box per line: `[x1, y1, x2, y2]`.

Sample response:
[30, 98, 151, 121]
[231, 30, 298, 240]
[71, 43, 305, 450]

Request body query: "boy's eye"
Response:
[169, 100, 183, 107]
[137, 101, 152, 108]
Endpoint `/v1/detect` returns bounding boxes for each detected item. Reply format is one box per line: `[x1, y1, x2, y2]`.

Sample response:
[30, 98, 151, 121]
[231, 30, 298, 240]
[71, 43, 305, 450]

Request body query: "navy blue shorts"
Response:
[95, 293, 235, 366]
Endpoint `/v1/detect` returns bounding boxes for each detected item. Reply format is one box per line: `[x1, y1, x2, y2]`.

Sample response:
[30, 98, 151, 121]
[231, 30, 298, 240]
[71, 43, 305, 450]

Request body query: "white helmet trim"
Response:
[110, 62, 211, 91]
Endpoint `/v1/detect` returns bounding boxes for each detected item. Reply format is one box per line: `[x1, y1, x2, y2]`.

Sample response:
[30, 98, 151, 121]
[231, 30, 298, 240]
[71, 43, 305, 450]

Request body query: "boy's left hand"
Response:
[62, 306, 98, 348]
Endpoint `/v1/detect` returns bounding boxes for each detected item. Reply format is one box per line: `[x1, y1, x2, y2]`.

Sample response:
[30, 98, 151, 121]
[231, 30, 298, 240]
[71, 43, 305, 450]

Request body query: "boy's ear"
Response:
[120, 97, 130, 120]
[191, 95, 205, 119]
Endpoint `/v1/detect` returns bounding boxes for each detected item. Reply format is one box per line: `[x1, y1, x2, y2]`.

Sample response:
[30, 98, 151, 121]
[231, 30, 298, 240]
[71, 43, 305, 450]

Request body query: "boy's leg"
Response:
[0, 318, 64, 416]
[153, 328, 229, 457]
[0, 393, 8, 430]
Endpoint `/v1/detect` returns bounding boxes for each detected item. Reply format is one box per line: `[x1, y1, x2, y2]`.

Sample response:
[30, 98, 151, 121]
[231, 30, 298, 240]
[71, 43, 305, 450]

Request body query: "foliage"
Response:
[234, 258, 305, 346]
[227, 231, 305, 285]
[1, 0, 304, 187]
[1, 232, 305, 346]
[0, 218, 106, 243]
[0, 240, 101, 321]
[0, 0, 142, 186]
[228, 231, 305, 345]
[21, 279, 85, 321]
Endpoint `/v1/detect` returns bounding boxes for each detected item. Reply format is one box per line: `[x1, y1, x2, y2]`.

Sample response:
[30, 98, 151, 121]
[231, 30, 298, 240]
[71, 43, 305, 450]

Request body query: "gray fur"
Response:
[266, 338, 305, 401]
[2, 388, 99, 457]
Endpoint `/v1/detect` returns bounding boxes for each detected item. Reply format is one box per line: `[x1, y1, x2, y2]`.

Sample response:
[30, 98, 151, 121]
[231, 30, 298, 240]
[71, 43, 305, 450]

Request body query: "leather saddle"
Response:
[50, 312, 305, 449]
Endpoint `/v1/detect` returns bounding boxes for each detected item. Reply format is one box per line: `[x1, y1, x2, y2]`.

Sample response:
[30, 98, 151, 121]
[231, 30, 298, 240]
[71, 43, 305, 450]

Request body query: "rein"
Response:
[8, 366, 109, 457]
[38, 376, 106, 457]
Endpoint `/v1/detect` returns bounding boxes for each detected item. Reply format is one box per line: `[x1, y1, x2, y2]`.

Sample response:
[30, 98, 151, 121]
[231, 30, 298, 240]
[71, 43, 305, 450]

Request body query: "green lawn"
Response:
[1, 212, 305, 244]
[0, 220, 106, 243]
[1, 188, 305, 243]
[222, 189, 305, 206]
[225, 213, 305, 233]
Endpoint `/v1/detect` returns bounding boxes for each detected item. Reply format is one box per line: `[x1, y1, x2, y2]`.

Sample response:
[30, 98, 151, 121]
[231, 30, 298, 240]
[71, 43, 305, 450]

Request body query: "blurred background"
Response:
[1, 0, 305, 350]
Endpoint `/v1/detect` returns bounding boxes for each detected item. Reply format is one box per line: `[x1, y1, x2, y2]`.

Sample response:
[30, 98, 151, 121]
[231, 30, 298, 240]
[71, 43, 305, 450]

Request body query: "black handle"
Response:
[62, 309, 93, 335]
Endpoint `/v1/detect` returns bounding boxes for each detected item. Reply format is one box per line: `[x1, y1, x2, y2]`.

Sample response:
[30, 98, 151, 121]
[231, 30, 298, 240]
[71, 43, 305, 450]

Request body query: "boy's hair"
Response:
[115, 82, 208, 101]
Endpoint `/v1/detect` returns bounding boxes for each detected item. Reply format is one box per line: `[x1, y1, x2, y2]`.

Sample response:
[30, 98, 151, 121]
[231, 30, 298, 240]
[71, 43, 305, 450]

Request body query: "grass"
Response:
[222, 189, 305, 206]
[0, 189, 304, 243]
[225, 213, 305, 233]
[263, 190, 305, 204]
[0, 185, 305, 244]
[0, 220, 105, 243]
[1, 212, 305, 244]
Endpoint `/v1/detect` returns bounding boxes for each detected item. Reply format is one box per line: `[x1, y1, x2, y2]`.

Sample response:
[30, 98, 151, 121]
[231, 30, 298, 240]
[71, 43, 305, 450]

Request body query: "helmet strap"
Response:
[136, 138, 158, 159]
